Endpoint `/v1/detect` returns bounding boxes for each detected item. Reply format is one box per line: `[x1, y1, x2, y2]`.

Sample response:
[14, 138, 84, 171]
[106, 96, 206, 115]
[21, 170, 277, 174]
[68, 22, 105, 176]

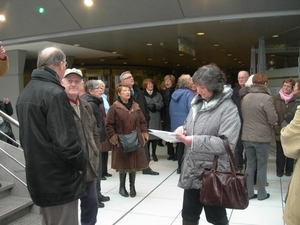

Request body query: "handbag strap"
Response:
[211, 136, 238, 173]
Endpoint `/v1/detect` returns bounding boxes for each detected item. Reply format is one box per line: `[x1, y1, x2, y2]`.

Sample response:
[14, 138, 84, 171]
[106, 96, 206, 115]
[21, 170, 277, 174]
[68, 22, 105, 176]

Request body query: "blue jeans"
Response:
[243, 141, 269, 200]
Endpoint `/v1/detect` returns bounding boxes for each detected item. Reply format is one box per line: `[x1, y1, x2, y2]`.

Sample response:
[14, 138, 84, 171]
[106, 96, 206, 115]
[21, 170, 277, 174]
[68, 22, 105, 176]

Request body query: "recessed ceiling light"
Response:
[84, 0, 93, 6]
[179, 54, 184, 56]
[193, 58, 196, 61]
[0, 15, 5, 21]
[38, 7, 45, 14]
[213, 44, 219, 47]
[148, 58, 152, 61]
[160, 42, 164, 46]
[112, 52, 117, 54]
[123, 62, 127, 64]
[81, 63, 85, 65]
[197, 32, 205, 36]
[233, 58, 237, 60]
[146, 43, 152, 46]
[73, 44, 80, 47]
[227, 54, 232, 57]
[164, 62, 168, 64]
[272, 34, 279, 38]
[177, 64, 180, 66]
[100, 59, 105, 62]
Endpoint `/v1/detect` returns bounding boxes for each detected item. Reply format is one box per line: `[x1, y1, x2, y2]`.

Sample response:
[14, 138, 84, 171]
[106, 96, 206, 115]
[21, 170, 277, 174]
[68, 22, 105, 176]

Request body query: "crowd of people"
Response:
[1, 43, 300, 225]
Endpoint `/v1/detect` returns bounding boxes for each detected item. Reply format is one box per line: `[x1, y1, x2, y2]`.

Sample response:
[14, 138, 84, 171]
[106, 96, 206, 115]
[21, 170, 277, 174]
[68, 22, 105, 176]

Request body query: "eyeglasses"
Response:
[62, 61, 68, 69]
[123, 75, 133, 80]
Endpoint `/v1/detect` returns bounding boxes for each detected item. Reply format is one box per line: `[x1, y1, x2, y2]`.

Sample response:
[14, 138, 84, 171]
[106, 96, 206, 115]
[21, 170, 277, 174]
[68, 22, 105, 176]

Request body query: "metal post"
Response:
[257, 37, 266, 73]
[250, 46, 256, 75]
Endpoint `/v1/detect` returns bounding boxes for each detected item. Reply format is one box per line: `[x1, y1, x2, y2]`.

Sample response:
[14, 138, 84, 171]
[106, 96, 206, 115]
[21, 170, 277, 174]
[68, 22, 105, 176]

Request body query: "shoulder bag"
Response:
[118, 109, 141, 153]
[200, 136, 249, 209]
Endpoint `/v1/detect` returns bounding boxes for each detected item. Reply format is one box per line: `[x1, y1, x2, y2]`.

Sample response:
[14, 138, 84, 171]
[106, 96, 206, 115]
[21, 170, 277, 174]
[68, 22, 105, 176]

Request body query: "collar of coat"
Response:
[114, 99, 139, 112]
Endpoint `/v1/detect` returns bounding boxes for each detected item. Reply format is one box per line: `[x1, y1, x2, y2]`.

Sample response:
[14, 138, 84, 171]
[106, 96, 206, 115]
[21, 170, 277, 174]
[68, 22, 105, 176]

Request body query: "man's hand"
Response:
[0, 43, 7, 60]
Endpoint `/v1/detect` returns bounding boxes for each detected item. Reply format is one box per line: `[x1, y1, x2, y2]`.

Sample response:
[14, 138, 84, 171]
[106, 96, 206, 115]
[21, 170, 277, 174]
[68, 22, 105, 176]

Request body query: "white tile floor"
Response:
[87, 145, 289, 225]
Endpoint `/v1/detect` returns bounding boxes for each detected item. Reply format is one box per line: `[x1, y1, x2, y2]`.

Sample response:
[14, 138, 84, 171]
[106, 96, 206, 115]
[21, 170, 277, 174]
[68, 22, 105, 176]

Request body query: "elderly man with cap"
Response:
[61, 68, 100, 225]
[17, 47, 87, 225]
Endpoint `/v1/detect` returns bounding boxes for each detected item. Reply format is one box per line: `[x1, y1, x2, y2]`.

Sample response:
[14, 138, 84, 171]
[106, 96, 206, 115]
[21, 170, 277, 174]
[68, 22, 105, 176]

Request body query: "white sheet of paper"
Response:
[148, 129, 181, 143]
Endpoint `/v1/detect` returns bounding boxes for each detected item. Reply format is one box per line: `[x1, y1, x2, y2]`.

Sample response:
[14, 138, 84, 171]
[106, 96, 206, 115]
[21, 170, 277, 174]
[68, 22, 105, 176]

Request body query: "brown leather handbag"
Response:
[200, 136, 249, 209]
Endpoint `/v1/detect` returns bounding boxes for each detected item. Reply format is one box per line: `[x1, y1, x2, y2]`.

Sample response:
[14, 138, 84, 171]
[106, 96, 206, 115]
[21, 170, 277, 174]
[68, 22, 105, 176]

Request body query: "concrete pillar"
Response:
[250, 46, 256, 75]
[257, 37, 266, 74]
[0, 49, 27, 140]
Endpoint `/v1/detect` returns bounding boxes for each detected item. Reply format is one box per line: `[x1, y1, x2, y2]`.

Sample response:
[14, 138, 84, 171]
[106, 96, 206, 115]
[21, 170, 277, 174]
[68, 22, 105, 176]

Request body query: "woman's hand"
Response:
[176, 135, 192, 147]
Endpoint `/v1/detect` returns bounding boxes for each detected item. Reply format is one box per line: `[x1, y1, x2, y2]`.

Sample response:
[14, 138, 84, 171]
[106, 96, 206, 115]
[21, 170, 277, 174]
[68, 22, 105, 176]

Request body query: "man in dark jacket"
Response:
[16, 46, 87, 225]
[232, 70, 249, 172]
[120, 71, 159, 175]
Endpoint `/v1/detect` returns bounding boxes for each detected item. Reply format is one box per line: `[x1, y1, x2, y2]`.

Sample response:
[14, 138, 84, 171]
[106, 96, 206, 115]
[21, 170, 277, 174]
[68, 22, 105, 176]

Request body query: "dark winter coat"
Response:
[16, 67, 87, 207]
[105, 100, 148, 171]
[273, 93, 296, 141]
[80, 93, 106, 143]
[161, 84, 176, 131]
[143, 89, 164, 140]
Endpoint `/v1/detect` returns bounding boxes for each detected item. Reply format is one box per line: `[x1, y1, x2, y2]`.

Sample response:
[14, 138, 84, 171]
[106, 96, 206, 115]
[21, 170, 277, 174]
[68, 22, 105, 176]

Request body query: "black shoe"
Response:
[142, 168, 159, 175]
[285, 172, 292, 176]
[258, 193, 270, 201]
[172, 156, 177, 161]
[101, 176, 107, 180]
[167, 155, 174, 160]
[103, 173, 112, 177]
[98, 202, 105, 208]
[249, 194, 257, 200]
[99, 194, 110, 202]
[177, 167, 181, 174]
[277, 172, 283, 177]
[152, 154, 158, 162]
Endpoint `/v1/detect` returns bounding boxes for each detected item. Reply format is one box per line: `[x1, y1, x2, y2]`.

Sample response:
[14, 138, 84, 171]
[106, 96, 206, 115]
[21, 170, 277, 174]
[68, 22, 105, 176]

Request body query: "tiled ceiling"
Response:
[1, 0, 300, 73]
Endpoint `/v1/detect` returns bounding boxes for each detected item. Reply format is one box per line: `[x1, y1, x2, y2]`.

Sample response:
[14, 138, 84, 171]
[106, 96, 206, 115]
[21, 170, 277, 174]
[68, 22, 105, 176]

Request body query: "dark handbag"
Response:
[117, 109, 141, 153]
[200, 136, 249, 209]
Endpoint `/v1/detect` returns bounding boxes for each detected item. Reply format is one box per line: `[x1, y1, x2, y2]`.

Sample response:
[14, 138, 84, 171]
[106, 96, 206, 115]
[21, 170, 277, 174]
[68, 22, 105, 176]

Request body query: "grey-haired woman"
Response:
[174, 64, 241, 225]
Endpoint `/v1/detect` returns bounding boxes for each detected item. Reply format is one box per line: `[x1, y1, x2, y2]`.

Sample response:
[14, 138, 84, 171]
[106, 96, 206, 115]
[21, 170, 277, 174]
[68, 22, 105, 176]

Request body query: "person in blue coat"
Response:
[170, 74, 196, 173]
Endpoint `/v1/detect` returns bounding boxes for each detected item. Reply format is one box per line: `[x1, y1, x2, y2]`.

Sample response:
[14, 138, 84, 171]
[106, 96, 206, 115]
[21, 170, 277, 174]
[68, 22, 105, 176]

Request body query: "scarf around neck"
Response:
[279, 89, 294, 104]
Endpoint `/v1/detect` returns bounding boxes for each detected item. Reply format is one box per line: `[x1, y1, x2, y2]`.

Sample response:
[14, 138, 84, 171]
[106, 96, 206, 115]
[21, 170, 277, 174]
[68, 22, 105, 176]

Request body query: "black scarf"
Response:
[117, 97, 133, 110]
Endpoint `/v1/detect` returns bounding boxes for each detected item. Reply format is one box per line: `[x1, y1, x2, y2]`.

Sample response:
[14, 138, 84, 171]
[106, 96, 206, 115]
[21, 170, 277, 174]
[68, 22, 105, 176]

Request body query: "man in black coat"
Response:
[120, 71, 159, 175]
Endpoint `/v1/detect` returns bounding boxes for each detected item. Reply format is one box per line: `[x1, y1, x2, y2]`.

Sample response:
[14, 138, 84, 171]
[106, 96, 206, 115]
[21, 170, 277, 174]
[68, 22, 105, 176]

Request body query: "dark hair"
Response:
[192, 64, 225, 95]
[37, 46, 65, 69]
[252, 73, 268, 85]
[115, 83, 131, 95]
[142, 78, 154, 89]
[282, 78, 295, 87]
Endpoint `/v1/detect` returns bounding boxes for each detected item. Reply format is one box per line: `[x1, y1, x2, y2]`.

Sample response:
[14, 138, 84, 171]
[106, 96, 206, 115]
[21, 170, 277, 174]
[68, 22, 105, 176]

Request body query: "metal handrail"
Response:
[0, 109, 21, 147]
[0, 110, 19, 127]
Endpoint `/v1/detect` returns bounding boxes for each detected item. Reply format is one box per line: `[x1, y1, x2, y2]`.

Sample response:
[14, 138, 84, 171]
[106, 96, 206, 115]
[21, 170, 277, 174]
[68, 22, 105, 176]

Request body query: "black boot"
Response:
[119, 172, 129, 197]
[129, 171, 136, 197]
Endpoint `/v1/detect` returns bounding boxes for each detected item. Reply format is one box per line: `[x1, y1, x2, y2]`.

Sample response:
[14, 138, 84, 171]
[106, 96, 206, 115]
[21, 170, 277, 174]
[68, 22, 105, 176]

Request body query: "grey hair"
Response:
[192, 64, 225, 95]
[98, 79, 105, 88]
[177, 74, 191, 88]
[85, 80, 101, 93]
[37, 46, 66, 69]
[119, 71, 131, 81]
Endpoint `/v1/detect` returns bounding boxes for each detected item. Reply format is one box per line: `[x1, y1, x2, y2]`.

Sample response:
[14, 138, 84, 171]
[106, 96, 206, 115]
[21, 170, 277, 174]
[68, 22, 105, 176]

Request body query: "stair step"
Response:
[7, 213, 42, 225]
[0, 182, 14, 199]
[0, 196, 33, 220]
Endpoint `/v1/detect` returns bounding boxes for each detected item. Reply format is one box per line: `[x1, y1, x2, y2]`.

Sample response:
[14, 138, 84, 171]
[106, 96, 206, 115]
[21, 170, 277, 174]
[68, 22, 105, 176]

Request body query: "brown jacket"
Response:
[273, 93, 296, 141]
[105, 100, 148, 171]
[0, 57, 8, 76]
[72, 98, 100, 182]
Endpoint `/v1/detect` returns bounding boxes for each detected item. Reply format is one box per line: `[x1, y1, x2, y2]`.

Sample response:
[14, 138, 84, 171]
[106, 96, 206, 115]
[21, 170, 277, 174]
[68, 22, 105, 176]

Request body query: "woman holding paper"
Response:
[174, 64, 241, 225]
